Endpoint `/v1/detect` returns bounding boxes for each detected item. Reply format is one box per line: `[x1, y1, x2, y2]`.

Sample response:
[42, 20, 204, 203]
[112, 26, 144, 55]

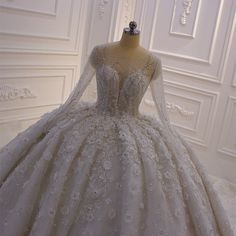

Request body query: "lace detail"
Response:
[92, 44, 156, 116]
[91, 44, 156, 78]
[0, 44, 234, 236]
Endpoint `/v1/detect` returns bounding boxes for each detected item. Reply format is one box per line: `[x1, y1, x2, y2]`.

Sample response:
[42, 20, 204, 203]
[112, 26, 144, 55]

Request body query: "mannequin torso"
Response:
[93, 29, 156, 87]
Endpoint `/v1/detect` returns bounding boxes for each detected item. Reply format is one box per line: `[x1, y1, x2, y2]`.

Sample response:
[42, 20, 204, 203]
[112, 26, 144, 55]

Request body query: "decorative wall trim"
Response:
[0, 0, 58, 16]
[163, 66, 220, 84]
[0, 31, 70, 41]
[167, 101, 195, 116]
[218, 147, 236, 159]
[0, 85, 36, 102]
[167, 81, 218, 147]
[0, 0, 73, 40]
[169, 0, 201, 38]
[98, 0, 109, 19]
[150, 0, 227, 67]
[123, 0, 134, 25]
[112, 0, 136, 41]
[229, 13, 236, 87]
[0, 0, 87, 55]
[232, 64, 236, 87]
[0, 105, 59, 124]
[218, 96, 236, 159]
[134, 0, 236, 182]
[0, 65, 77, 113]
[87, 0, 118, 56]
[144, 99, 194, 117]
[152, 49, 210, 63]
[132, 0, 146, 35]
[180, 0, 194, 25]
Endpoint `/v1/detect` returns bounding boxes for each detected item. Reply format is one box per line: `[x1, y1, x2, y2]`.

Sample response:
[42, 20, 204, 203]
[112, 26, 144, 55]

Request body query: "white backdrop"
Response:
[0, 0, 235, 183]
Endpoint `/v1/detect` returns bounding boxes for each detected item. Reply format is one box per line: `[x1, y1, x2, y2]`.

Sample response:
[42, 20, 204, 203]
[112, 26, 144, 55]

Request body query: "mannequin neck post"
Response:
[119, 30, 140, 48]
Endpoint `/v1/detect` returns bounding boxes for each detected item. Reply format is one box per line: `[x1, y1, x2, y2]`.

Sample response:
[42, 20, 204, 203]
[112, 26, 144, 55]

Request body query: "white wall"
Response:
[134, 0, 236, 183]
[0, 0, 90, 146]
[0, 0, 235, 183]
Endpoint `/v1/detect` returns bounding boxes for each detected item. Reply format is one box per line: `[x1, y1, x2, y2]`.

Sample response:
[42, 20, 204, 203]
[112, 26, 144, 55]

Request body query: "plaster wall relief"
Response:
[98, 0, 109, 19]
[180, 0, 194, 25]
[112, 0, 136, 41]
[143, 99, 194, 118]
[139, 0, 234, 84]
[140, 82, 218, 147]
[217, 11, 236, 160]
[134, 0, 236, 182]
[233, 65, 236, 87]
[0, 85, 36, 102]
[171, 0, 201, 37]
[218, 97, 236, 158]
[0, 0, 91, 148]
[0, 0, 235, 183]
[84, 0, 136, 102]
[0, 0, 85, 53]
[0, 0, 57, 15]
[0, 65, 75, 147]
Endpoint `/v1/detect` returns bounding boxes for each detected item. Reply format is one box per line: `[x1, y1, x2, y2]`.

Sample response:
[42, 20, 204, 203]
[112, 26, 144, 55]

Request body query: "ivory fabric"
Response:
[0, 45, 233, 236]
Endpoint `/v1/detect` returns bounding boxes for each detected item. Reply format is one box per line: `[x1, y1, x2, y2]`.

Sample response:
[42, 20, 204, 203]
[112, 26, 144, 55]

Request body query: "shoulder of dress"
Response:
[92, 44, 107, 54]
[151, 54, 162, 66]
[148, 54, 163, 80]
[90, 45, 105, 68]
[142, 53, 157, 79]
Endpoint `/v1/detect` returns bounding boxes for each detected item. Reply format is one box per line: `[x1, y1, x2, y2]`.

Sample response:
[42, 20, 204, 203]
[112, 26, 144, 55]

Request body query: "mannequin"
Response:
[0, 20, 234, 236]
[102, 21, 155, 85]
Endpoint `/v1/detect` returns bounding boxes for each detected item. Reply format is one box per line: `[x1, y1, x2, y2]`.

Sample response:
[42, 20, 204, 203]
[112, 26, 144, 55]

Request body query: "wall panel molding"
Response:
[233, 65, 236, 87]
[0, 105, 58, 147]
[0, 0, 235, 183]
[144, 99, 195, 117]
[218, 96, 236, 159]
[0, 0, 89, 54]
[142, 0, 235, 85]
[98, 0, 109, 19]
[0, 65, 76, 116]
[112, 0, 136, 41]
[170, 0, 201, 38]
[0, 85, 36, 102]
[133, 0, 236, 182]
[0, 0, 58, 16]
[141, 80, 218, 147]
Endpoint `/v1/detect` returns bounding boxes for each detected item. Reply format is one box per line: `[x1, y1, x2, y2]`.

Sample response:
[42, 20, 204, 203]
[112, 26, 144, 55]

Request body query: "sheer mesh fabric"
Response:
[0, 44, 234, 236]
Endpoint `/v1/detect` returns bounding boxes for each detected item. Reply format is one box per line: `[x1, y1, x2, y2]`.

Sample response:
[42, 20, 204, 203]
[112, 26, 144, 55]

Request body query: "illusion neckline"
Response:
[101, 44, 154, 83]
[96, 63, 150, 93]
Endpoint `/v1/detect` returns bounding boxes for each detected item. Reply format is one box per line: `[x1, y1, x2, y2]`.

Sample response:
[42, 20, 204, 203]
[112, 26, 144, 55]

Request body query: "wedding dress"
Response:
[0, 44, 234, 236]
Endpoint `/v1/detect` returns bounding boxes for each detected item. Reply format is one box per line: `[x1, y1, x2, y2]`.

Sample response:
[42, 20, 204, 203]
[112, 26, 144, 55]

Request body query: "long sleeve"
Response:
[149, 57, 234, 236]
[0, 47, 96, 181]
[150, 57, 178, 138]
[62, 48, 96, 112]
[41, 46, 97, 126]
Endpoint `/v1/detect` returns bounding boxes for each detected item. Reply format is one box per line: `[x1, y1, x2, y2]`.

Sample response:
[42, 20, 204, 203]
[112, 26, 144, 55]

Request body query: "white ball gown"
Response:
[0, 44, 234, 236]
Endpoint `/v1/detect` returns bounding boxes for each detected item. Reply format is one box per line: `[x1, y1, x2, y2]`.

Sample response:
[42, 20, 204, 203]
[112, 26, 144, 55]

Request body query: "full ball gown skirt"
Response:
[0, 45, 234, 236]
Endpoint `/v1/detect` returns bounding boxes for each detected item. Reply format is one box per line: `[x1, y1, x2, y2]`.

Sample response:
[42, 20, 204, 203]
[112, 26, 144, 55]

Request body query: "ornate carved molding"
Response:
[144, 98, 194, 117]
[123, 0, 132, 25]
[180, 0, 193, 25]
[166, 101, 194, 116]
[0, 85, 36, 102]
[98, 0, 109, 19]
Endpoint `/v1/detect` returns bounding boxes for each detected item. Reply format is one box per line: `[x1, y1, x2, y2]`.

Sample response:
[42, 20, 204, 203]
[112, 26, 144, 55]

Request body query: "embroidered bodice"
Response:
[0, 43, 234, 236]
[91, 45, 156, 116]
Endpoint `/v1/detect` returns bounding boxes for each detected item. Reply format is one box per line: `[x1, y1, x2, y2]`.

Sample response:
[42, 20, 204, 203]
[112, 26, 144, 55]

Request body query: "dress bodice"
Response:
[95, 65, 152, 116]
[92, 45, 157, 117]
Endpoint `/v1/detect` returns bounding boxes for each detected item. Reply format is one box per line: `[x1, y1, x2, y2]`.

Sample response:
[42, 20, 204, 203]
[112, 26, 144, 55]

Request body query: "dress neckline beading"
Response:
[98, 44, 155, 91]
[98, 64, 150, 103]
[94, 44, 158, 117]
